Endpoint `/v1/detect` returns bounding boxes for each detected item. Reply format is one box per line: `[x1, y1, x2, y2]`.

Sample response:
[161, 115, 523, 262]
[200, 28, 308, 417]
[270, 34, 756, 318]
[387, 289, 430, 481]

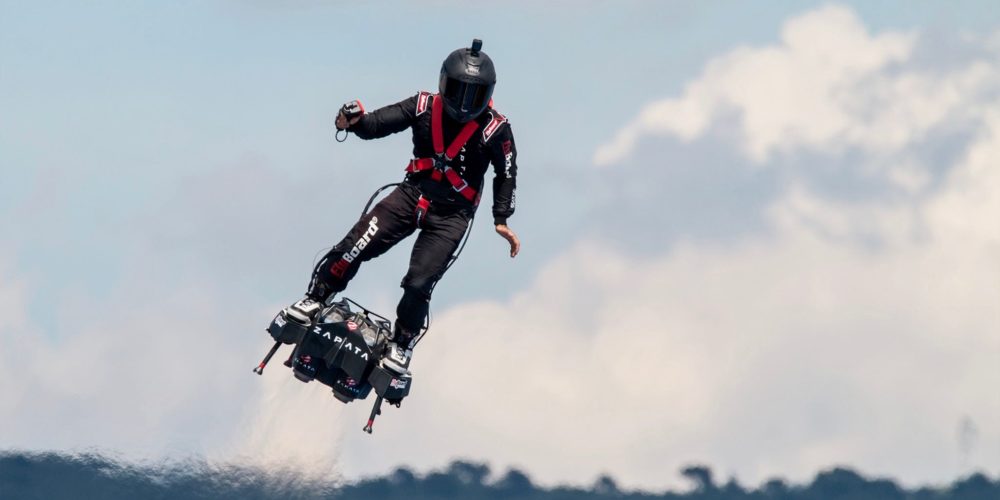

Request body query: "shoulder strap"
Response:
[431, 95, 445, 154]
[431, 94, 479, 159]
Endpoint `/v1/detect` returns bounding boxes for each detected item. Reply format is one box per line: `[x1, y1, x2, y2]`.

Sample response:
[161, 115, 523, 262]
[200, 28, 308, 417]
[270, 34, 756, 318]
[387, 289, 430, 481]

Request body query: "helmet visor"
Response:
[441, 76, 491, 115]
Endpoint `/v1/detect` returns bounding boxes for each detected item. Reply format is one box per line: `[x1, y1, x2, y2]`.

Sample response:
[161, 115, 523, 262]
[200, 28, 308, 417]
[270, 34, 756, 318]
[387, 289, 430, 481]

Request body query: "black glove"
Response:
[337, 100, 365, 130]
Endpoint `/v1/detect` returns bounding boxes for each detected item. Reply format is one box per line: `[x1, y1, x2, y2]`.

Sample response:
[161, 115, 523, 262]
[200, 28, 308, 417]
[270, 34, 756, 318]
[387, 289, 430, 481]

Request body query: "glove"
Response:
[336, 100, 365, 130]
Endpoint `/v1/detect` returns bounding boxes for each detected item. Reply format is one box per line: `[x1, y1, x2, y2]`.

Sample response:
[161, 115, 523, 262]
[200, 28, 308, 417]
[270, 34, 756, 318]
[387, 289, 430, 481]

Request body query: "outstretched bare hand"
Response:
[495, 224, 520, 258]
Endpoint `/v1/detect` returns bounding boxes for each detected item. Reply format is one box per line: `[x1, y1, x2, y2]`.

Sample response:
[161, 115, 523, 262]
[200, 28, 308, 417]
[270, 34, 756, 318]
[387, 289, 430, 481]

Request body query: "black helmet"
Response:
[439, 39, 496, 123]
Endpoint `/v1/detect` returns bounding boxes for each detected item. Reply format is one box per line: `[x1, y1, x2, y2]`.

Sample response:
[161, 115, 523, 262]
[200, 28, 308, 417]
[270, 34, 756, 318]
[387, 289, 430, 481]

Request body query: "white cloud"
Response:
[361, 109, 1000, 490]
[595, 5, 999, 167]
[0, 263, 347, 476]
[324, 4, 1000, 490]
[0, 258, 28, 335]
[0, 256, 31, 419]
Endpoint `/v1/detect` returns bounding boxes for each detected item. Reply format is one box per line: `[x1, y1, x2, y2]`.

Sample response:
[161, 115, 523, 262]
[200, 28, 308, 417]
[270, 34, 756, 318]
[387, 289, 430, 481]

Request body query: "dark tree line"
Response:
[1, 451, 997, 500]
[335, 461, 999, 500]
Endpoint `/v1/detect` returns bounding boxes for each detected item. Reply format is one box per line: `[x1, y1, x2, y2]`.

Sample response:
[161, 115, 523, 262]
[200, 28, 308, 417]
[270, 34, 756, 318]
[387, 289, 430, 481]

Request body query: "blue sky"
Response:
[2, 0, 1000, 491]
[4, 0, 998, 321]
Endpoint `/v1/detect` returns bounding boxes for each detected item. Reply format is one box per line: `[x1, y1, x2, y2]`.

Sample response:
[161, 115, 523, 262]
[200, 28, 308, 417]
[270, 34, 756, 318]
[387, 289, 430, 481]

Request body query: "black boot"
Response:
[382, 322, 417, 374]
[283, 297, 322, 324]
[283, 281, 335, 325]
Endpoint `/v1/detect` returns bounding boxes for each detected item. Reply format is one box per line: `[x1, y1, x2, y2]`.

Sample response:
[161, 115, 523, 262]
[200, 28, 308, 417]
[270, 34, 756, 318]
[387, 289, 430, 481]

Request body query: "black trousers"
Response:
[308, 184, 471, 335]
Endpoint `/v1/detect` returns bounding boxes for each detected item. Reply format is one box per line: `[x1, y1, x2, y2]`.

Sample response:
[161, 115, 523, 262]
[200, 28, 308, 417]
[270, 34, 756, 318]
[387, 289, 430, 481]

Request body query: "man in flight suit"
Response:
[283, 39, 520, 374]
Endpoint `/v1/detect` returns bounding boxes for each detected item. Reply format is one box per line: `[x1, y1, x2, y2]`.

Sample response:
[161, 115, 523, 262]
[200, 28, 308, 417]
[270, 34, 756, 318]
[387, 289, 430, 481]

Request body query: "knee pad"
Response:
[400, 275, 435, 298]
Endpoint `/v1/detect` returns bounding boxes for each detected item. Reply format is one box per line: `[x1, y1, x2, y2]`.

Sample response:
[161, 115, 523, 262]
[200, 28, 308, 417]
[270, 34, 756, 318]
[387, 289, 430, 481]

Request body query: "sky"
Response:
[2, 0, 999, 492]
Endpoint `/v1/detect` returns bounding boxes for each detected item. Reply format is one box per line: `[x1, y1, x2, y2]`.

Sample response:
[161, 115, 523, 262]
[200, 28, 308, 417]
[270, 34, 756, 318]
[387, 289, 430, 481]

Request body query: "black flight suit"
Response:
[306, 92, 518, 340]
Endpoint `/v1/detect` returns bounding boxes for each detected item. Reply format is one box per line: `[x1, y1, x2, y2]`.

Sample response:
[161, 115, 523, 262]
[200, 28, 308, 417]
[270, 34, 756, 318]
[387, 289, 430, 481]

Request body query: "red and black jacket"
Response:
[348, 92, 518, 226]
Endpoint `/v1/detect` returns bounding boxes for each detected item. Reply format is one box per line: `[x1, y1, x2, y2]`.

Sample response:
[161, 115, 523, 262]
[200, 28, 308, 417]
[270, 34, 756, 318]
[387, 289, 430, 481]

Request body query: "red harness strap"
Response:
[414, 195, 431, 228]
[406, 95, 480, 203]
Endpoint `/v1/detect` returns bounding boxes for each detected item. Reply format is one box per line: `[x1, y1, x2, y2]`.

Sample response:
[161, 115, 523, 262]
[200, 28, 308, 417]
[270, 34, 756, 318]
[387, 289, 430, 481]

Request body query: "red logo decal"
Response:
[347, 321, 358, 331]
[484, 120, 500, 138]
[416, 92, 430, 115]
[330, 258, 349, 278]
[482, 112, 506, 142]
